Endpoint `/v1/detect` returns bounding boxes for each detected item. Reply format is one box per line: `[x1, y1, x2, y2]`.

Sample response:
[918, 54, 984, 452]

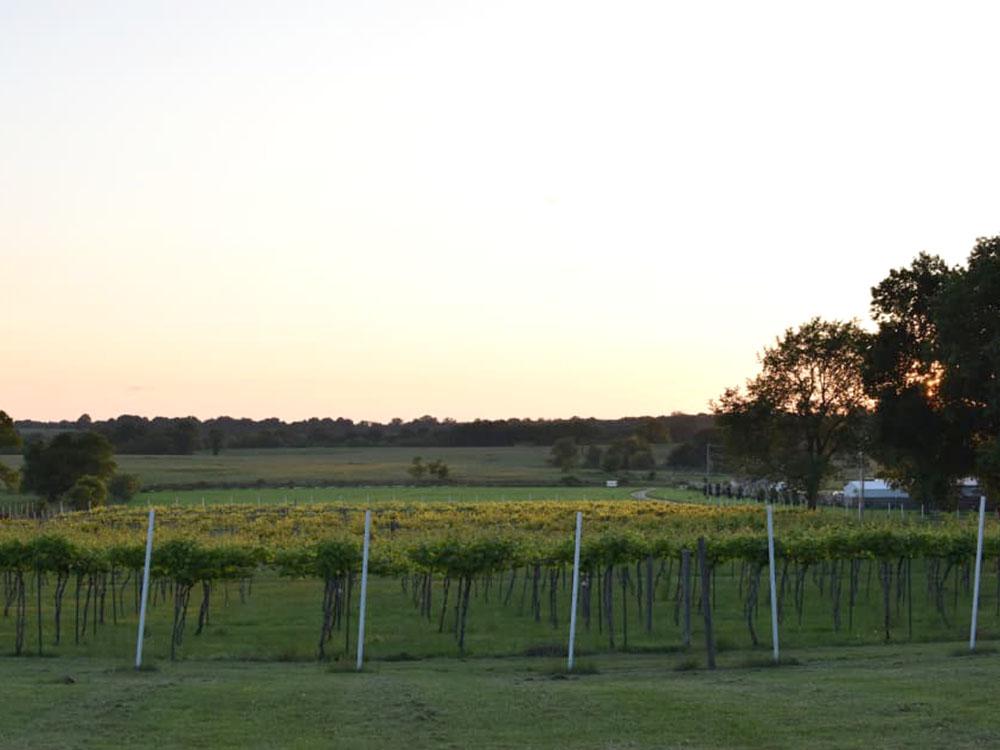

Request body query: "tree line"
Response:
[6, 413, 714, 456]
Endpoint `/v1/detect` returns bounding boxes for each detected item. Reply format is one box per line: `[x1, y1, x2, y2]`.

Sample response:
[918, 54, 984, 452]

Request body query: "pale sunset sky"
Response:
[3, 1, 999, 422]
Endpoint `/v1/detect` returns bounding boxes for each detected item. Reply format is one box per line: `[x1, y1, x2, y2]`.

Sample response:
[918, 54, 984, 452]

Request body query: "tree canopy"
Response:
[21, 432, 116, 502]
[937, 237, 1000, 501]
[865, 237, 1000, 507]
[601, 435, 655, 473]
[12, 413, 714, 453]
[66, 474, 109, 510]
[0, 410, 22, 491]
[548, 437, 579, 472]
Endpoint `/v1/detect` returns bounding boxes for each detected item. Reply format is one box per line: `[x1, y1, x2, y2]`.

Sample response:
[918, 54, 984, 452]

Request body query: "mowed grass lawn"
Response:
[3, 645, 999, 749]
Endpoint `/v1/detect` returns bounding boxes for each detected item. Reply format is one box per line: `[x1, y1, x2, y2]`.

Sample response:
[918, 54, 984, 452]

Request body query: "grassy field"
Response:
[2, 645, 999, 749]
[133, 485, 706, 506]
[3, 446, 687, 488]
[0, 445, 705, 510]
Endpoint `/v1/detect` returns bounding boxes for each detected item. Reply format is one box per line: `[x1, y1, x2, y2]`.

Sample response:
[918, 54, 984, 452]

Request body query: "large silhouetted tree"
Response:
[715, 318, 869, 508]
[937, 237, 1000, 499]
[864, 239, 1000, 508]
[864, 252, 972, 508]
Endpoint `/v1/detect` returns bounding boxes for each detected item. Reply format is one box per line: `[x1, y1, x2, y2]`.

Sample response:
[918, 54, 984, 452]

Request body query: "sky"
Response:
[3, 1, 999, 423]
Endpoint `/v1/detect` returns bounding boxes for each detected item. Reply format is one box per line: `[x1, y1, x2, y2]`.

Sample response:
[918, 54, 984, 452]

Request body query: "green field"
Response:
[0, 445, 707, 511]
[3, 645, 999, 749]
[2, 445, 684, 488]
[134, 485, 707, 506]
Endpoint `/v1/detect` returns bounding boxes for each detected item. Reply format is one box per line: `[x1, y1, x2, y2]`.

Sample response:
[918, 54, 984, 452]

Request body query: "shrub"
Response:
[109, 473, 142, 503]
[66, 475, 108, 510]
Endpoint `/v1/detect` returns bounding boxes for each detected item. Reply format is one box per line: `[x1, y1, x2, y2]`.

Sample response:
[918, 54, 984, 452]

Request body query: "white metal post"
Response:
[356, 509, 372, 671]
[970, 496, 986, 651]
[134, 508, 155, 670]
[766, 505, 780, 663]
[567, 511, 583, 671]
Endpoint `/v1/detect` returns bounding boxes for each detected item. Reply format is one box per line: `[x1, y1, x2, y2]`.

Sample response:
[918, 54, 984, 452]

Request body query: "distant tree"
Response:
[108, 473, 142, 503]
[76, 413, 92, 428]
[21, 432, 116, 502]
[548, 437, 579, 472]
[105, 414, 150, 451]
[601, 448, 624, 473]
[408, 457, 427, 481]
[582, 444, 602, 469]
[715, 318, 870, 509]
[20, 412, 722, 454]
[636, 418, 670, 444]
[602, 435, 654, 472]
[427, 459, 450, 480]
[628, 449, 655, 471]
[66, 475, 108, 510]
[667, 428, 719, 469]
[170, 417, 201, 454]
[0, 410, 22, 490]
[0, 410, 20, 449]
[208, 428, 224, 456]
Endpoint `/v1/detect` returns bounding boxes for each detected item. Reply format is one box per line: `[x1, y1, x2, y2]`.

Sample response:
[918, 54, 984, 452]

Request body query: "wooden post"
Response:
[697, 538, 715, 669]
[567, 512, 583, 671]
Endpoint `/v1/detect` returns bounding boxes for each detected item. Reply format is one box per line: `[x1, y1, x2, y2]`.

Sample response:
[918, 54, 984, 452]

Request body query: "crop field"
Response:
[2, 498, 1000, 747]
[2, 501, 998, 659]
